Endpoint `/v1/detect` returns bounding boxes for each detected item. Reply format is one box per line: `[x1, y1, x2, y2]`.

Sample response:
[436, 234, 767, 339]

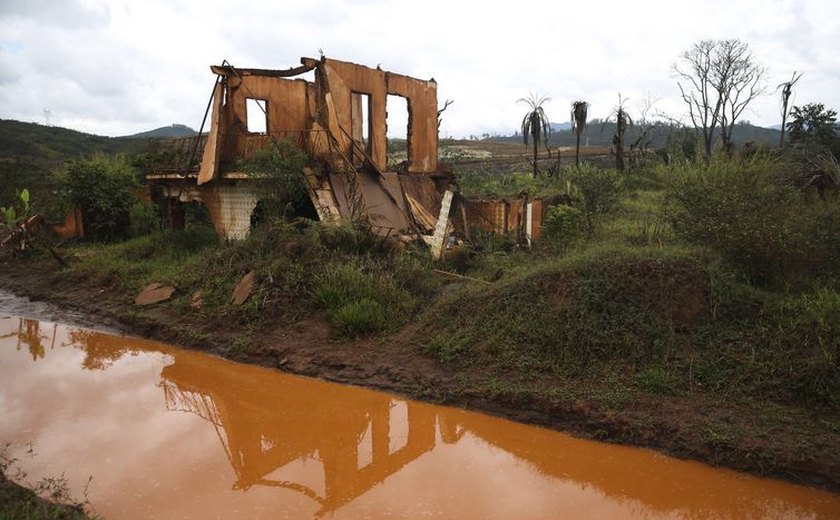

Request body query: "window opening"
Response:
[246, 98, 268, 134]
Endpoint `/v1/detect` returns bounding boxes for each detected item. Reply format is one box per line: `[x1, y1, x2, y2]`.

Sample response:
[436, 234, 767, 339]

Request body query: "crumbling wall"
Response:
[160, 57, 448, 241]
[386, 73, 438, 173]
[318, 59, 388, 169]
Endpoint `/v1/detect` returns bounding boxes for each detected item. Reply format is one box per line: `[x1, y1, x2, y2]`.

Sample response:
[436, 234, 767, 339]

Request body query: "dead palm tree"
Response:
[518, 94, 551, 178]
[778, 71, 803, 147]
[603, 94, 632, 171]
[571, 101, 589, 166]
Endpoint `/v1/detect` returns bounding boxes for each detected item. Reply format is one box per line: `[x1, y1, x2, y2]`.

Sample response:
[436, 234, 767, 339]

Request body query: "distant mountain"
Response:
[550, 122, 572, 132]
[767, 124, 783, 131]
[124, 124, 197, 139]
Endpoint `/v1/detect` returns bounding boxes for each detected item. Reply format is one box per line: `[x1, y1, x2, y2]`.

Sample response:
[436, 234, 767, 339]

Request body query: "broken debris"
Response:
[135, 283, 175, 306]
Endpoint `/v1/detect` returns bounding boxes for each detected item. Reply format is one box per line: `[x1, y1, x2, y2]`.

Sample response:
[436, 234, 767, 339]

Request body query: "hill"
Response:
[489, 120, 781, 149]
[0, 119, 158, 209]
[123, 124, 197, 139]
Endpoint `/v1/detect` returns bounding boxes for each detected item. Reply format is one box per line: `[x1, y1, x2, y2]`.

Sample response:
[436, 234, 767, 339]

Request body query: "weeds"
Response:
[1, 442, 96, 520]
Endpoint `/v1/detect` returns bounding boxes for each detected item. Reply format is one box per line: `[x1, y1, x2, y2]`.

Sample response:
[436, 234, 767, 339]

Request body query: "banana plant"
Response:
[1, 188, 33, 252]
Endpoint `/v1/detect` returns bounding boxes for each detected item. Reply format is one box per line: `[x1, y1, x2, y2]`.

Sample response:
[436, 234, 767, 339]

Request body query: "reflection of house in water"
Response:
[159, 356, 462, 517]
[0, 317, 53, 360]
[43, 326, 827, 520]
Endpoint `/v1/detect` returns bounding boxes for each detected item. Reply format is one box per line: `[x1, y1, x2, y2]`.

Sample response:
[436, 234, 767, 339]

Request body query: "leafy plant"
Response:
[1, 188, 33, 253]
[334, 298, 387, 337]
[541, 204, 584, 249]
[53, 154, 142, 242]
[603, 94, 633, 171]
[565, 165, 623, 237]
[787, 103, 838, 153]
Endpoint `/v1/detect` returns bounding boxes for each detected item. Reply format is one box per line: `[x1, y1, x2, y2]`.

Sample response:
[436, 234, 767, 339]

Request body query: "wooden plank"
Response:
[197, 82, 223, 185]
[431, 190, 454, 260]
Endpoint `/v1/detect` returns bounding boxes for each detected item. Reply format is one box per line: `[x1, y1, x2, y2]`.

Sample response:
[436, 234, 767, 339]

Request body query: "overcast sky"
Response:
[1, 0, 838, 138]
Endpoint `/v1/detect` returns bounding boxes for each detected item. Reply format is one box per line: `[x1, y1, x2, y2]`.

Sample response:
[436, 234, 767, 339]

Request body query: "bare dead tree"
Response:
[630, 93, 660, 166]
[716, 40, 767, 150]
[437, 99, 454, 130]
[673, 39, 766, 157]
[571, 100, 589, 166]
[778, 71, 803, 147]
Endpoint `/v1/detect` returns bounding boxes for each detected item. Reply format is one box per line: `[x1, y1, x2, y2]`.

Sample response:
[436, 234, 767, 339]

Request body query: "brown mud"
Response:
[1, 260, 839, 495]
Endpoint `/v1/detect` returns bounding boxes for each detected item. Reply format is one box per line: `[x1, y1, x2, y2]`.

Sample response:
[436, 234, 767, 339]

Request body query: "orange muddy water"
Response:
[1, 316, 839, 520]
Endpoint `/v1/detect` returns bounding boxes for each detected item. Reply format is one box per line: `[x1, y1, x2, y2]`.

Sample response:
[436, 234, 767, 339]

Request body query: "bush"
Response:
[53, 154, 142, 242]
[772, 289, 840, 406]
[664, 153, 840, 286]
[565, 164, 623, 236]
[334, 298, 387, 336]
[541, 204, 584, 249]
[129, 202, 159, 238]
[312, 258, 418, 336]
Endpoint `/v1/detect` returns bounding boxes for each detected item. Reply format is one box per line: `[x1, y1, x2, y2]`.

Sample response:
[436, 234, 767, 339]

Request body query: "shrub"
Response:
[312, 259, 418, 336]
[664, 153, 840, 286]
[128, 202, 159, 238]
[53, 154, 142, 242]
[541, 204, 584, 249]
[334, 298, 387, 336]
[773, 289, 840, 406]
[565, 164, 623, 236]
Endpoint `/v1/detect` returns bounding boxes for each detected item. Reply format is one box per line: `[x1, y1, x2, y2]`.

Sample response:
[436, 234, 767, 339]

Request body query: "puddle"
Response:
[1, 317, 839, 519]
[0, 289, 118, 333]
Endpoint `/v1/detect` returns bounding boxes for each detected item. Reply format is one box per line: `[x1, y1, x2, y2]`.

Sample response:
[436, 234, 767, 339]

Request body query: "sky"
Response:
[0, 0, 838, 138]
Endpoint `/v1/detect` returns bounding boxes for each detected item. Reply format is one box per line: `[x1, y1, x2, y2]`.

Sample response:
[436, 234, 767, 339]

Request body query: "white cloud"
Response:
[0, 0, 838, 136]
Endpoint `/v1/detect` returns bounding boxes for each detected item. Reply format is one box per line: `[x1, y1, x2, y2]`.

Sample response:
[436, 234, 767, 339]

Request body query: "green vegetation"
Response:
[238, 138, 310, 221]
[787, 103, 840, 155]
[53, 220, 436, 344]
[53, 154, 148, 242]
[0, 119, 147, 212]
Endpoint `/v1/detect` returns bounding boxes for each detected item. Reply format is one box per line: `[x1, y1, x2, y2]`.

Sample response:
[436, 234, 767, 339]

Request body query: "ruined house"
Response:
[147, 56, 554, 253]
[148, 56, 452, 243]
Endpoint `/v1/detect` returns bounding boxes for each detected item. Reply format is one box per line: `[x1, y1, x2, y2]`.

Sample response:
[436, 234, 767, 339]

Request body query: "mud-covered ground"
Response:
[1, 260, 839, 495]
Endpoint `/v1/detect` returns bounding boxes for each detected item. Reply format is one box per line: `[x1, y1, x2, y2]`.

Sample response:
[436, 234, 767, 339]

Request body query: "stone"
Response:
[231, 270, 255, 306]
[135, 283, 175, 306]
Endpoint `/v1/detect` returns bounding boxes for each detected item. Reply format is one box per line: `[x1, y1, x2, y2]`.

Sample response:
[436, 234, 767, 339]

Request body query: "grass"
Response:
[53, 220, 439, 338]
[1, 444, 95, 520]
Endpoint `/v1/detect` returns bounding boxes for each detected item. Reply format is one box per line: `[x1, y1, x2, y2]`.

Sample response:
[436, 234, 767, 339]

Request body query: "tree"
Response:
[777, 71, 803, 147]
[673, 39, 766, 157]
[630, 94, 659, 166]
[518, 94, 551, 178]
[571, 101, 589, 166]
[604, 94, 632, 171]
[787, 103, 838, 152]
